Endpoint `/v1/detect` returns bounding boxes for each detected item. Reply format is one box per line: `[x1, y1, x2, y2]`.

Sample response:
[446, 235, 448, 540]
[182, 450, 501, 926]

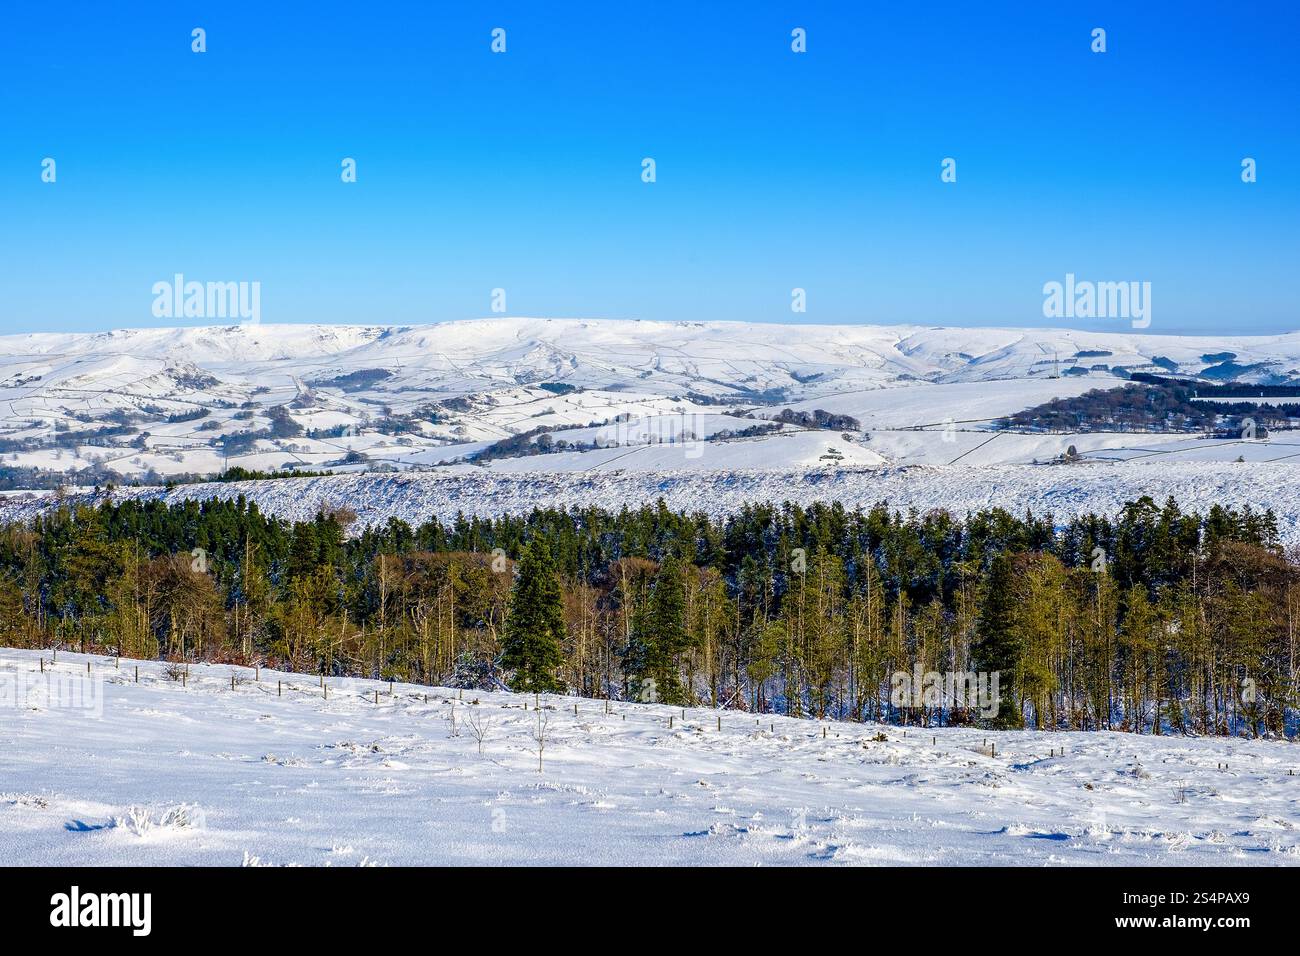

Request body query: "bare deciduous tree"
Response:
[531, 707, 551, 773]
[466, 708, 492, 755]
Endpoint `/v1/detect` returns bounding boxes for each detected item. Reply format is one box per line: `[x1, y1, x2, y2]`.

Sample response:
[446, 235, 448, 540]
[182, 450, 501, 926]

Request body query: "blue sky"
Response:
[1, 1, 1297, 336]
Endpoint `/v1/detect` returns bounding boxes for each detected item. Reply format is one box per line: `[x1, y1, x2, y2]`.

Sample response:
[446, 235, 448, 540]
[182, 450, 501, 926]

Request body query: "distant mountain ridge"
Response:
[4, 317, 1299, 384]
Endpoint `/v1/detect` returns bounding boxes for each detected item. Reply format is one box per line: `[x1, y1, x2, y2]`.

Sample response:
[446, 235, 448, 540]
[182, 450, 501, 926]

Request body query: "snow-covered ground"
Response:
[7, 459, 1300, 544]
[1, 649, 1297, 866]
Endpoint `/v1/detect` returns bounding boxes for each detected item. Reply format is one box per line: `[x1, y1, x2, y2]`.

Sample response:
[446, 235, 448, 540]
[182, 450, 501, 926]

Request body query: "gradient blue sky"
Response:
[1, 1, 1297, 336]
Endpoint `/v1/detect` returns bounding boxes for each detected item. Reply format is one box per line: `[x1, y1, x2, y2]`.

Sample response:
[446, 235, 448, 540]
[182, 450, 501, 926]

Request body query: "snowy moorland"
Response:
[5, 459, 1300, 544]
[6, 317, 1300, 543]
[2, 648, 1297, 866]
[4, 318, 1300, 481]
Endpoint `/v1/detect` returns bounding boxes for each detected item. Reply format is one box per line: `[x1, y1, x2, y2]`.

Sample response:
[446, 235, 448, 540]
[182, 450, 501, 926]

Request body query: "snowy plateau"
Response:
[2, 649, 1298, 867]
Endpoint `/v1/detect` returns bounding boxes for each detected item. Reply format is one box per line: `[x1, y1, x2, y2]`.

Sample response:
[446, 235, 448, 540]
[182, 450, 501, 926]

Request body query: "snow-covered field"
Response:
[7, 459, 1300, 543]
[2, 648, 1297, 866]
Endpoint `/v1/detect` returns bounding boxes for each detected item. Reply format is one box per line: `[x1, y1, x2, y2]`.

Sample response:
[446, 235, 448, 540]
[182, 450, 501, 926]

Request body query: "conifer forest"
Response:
[2, 494, 1293, 736]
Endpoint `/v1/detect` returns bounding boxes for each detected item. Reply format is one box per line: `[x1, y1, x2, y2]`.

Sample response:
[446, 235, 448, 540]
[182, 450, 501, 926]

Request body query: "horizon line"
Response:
[3, 316, 1299, 341]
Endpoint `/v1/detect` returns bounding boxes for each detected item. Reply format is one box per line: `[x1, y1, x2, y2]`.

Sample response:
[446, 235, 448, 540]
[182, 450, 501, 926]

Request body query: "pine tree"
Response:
[628, 556, 692, 705]
[972, 552, 1024, 728]
[501, 539, 567, 693]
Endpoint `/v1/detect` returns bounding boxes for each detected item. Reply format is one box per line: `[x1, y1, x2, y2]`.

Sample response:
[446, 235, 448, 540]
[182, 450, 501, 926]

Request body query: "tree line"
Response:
[0, 493, 1294, 735]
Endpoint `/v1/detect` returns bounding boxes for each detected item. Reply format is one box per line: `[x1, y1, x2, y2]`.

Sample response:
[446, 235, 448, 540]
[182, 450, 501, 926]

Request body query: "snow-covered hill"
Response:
[6, 459, 1300, 547]
[3, 318, 1300, 482]
[2, 648, 1295, 866]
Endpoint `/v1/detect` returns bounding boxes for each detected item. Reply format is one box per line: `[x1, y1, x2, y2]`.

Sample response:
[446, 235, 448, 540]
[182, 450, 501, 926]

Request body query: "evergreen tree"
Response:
[972, 552, 1024, 728]
[628, 556, 692, 705]
[501, 539, 567, 693]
